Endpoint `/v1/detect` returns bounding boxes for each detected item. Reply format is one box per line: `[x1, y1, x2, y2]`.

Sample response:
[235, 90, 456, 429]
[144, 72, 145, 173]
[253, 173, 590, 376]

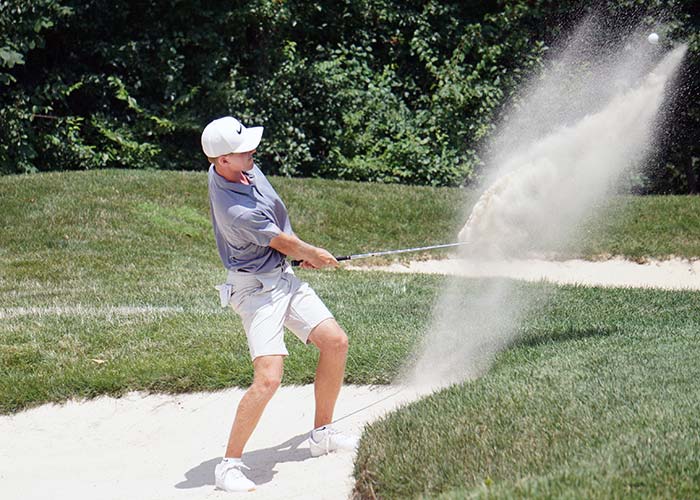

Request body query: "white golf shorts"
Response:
[219, 265, 334, 360]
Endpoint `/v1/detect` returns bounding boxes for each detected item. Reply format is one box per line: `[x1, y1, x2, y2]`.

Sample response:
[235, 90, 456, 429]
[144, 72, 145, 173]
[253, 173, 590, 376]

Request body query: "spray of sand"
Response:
[402, 22, 687, 390]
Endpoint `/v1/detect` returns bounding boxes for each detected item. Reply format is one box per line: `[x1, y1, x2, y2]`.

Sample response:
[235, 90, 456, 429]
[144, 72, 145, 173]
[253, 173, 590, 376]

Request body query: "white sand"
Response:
[350, 257, 700, 290]
[0, 385, 418, 500]
[2, 257, 698, 500]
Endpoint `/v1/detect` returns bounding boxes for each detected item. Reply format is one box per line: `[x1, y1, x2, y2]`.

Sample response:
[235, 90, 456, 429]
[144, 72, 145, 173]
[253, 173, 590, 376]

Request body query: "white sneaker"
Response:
[214, 460, 256, 492]
[308, 426, 359, 457]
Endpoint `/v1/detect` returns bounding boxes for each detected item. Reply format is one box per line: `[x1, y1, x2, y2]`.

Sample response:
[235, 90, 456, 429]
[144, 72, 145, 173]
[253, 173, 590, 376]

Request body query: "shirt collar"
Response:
[210, 165, 257, 195]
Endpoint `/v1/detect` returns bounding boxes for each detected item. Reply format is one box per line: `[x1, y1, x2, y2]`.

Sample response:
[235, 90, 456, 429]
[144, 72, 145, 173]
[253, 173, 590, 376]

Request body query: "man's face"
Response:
[221, 149, 256, 172]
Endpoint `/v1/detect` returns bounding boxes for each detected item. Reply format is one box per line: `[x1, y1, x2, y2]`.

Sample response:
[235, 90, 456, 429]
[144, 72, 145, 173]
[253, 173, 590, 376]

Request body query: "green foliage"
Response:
[0, 1, 71, 76]
[0, 0, 72, 173]
[0, 1, 698, 191]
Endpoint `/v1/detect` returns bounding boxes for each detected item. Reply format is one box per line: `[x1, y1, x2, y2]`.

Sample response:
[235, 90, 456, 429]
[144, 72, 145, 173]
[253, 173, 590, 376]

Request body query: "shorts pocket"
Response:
[229, 281, 263, 311]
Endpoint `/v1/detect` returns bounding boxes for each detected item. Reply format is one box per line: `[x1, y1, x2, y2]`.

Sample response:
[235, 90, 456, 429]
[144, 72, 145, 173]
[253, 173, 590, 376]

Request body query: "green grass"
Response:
[0, 169, 469, 271]
[0, 169, 460, 412]
[1, 170, 699, 496]
[353, 284, 700, 499]
[0, 267, 442, 413]
[0, 170, 699, 414]
[572, 196, 700, 260]
[1, 170, 699, 267]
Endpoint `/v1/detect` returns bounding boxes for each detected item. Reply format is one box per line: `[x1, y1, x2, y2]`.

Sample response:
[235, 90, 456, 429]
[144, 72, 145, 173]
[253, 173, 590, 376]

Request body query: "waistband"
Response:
[226, 261, 291, 285]
[216, 261, 292, 308]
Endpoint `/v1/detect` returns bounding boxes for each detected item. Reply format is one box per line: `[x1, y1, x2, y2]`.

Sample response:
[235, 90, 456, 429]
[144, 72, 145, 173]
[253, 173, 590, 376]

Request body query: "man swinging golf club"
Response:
[202, 116, 358, 493]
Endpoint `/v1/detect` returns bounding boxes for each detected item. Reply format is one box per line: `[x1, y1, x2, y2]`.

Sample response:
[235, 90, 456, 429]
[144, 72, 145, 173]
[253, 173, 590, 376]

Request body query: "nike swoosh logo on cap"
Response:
[237, 124, 242, 134]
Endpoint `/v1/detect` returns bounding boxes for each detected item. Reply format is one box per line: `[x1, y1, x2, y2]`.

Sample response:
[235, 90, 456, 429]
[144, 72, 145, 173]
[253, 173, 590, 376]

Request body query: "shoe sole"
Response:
[216, 485, 256, 492]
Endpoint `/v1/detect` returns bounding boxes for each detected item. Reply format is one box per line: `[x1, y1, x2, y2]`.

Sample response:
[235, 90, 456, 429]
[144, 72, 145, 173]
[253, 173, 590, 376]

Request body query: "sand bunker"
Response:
[350, 257, 700, 290]
[0, 385, 419, 500]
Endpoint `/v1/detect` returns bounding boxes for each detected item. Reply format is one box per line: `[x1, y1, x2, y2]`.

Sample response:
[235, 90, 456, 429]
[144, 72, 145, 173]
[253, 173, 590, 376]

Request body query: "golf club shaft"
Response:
[290, 241, 468, 267]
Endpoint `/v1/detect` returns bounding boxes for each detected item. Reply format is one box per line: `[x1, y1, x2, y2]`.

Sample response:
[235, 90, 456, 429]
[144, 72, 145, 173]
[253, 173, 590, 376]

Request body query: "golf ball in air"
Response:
[648, 33, 659, 45]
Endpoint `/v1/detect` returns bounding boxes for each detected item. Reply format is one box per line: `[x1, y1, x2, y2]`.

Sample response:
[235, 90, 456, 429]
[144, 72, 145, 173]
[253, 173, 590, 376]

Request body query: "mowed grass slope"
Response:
[573, 196, 700, 260]
[1, 168, 699, 422]
[2, 170, 461, 413]
[354, 284, 700, 498]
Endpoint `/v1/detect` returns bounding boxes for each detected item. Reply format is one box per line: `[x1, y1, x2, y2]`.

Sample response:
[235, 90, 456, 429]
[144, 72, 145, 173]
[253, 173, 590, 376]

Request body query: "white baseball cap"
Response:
[201, 116, 263, 157]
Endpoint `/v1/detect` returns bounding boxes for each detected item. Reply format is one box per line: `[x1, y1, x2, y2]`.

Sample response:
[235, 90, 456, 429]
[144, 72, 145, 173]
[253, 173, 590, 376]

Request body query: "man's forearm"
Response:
[269, 232, 319, 261]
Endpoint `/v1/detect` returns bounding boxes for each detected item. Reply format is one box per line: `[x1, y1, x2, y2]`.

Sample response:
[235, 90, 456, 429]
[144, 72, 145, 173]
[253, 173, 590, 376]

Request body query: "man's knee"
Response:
[310, 320, 349, 354]
[332, 330, 349, 354]
[251, 356, 284, 396]
[253, 372, 281, 395]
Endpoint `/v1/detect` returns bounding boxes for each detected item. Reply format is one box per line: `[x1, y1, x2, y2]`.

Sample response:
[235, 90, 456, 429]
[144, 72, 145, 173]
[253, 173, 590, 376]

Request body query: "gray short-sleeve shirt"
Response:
[208, 165, 293, 272]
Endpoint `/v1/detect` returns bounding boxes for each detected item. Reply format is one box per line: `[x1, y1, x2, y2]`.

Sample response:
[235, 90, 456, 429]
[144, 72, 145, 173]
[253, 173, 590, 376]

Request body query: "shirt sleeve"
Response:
[232, 209, 282, 247]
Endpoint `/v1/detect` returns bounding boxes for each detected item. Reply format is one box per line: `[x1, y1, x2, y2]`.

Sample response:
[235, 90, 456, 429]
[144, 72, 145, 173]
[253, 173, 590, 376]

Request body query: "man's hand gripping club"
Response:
[269, 233, 338, 270]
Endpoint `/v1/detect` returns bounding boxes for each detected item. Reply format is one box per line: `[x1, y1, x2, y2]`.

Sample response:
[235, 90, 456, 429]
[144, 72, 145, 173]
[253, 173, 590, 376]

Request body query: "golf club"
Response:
[290, 241, 468, 267]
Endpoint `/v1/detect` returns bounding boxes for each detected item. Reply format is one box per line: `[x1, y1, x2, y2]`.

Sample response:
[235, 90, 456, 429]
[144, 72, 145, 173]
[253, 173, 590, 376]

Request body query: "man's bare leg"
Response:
[308, 319, 349, 428]
[224, 355, 284, 458]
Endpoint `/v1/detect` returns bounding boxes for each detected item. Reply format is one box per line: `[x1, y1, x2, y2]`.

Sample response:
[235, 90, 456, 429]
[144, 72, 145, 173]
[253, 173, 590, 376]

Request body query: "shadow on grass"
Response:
[513, 326, 617, 349]
[175, 432, 311, 490]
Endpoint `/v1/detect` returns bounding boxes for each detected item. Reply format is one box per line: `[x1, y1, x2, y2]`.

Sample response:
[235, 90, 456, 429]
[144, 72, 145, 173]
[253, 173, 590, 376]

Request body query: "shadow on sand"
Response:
[175, 432, 312, 490]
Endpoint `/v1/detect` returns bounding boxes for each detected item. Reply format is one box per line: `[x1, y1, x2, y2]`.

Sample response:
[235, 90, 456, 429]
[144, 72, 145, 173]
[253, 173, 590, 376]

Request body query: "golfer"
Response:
[202, 116, 358, 493]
